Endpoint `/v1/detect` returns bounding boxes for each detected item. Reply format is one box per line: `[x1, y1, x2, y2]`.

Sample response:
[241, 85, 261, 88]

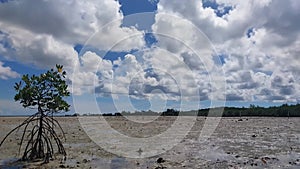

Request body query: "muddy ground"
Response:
[0, 116, 300, 168]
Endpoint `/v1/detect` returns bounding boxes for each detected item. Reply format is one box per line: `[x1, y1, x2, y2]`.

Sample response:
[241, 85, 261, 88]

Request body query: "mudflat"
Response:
[0, 116, 300, 168]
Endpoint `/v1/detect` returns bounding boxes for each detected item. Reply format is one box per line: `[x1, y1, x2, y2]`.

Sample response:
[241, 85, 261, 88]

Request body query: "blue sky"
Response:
[0, 0, 299, 115]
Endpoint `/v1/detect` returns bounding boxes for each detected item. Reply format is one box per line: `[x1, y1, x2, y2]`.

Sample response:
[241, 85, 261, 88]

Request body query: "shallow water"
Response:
[0, 158, 23, 169]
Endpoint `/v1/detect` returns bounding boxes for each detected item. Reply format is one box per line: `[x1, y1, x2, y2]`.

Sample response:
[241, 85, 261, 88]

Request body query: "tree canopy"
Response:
[14, 64, 70, 114]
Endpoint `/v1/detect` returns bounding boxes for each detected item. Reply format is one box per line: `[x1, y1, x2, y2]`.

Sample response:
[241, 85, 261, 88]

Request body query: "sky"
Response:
[0, 0, 299, 115]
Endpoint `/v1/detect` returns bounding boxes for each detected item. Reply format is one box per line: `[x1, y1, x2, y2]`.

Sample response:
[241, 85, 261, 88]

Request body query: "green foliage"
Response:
[99, 104, 300, 117]
[198, 104, 300, 117]
[14, 64, 70, 114]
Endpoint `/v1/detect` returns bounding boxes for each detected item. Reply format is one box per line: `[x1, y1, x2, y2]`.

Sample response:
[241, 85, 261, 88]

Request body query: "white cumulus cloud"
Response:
[0, 0, 145, 70]
[155, 0, 300, 102]
[0, 61, 19, 79]
[0, 0, 299, 105]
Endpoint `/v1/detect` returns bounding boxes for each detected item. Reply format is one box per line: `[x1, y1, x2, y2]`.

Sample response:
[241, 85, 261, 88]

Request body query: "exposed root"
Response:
[0, 112, 66, 163]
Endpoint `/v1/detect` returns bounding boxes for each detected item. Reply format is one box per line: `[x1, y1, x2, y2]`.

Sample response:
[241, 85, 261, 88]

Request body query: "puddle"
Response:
[89, 157, 131, 169]
[87, 157, 155, 169]
[110, 157, 128, 169]
[0, 158, 23, 169]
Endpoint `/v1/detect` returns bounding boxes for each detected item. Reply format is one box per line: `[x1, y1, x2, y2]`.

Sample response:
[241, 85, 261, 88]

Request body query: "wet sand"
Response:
[0, 116, 300, 168]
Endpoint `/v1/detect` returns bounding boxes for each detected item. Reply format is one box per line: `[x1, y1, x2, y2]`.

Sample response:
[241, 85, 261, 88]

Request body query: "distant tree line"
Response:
[217, 103, 300, 117]
[197, 103, 300, 117]
[80, 103, 300, 117]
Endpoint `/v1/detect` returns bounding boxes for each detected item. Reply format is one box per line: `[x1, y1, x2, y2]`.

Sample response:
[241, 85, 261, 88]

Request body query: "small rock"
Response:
[251, 134, 257, 138]
[59, 164, 66, 168]
[82, 159, 88, 163]
[235, 155, 240, 158]
[261, 158, 267, 164]
[157, 157, 165, 163]
[271, 157, 279, 161]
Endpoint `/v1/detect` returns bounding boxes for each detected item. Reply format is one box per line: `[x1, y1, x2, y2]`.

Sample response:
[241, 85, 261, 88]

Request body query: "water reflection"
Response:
[0, 158, 23, 169]
[110, 157, 128, 169]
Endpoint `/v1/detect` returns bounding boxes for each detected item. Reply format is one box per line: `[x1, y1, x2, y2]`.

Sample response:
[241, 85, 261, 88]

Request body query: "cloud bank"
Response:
[0, 0, 299, 106]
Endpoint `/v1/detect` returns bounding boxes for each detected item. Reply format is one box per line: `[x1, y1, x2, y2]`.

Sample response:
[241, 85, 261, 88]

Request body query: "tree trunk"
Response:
[26, 106, 45, 160]
[37, 111, 44, 158]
